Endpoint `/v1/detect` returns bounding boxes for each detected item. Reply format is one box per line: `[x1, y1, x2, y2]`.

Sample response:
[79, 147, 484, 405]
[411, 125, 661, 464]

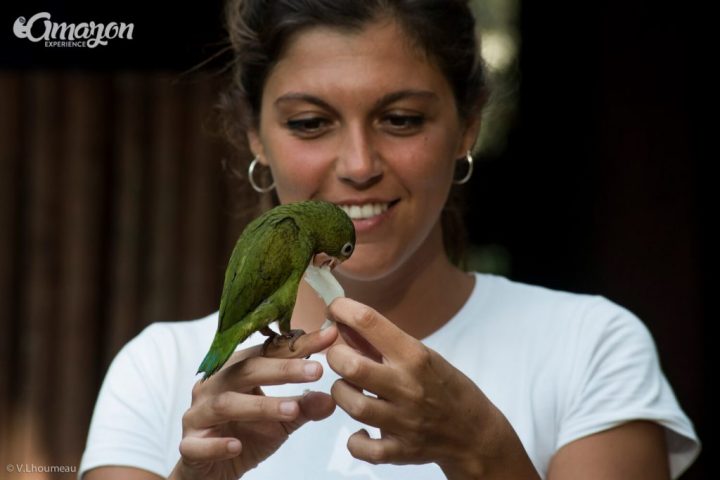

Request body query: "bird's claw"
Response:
[279, 328, 306, 352]
[261, 329, 307, 356]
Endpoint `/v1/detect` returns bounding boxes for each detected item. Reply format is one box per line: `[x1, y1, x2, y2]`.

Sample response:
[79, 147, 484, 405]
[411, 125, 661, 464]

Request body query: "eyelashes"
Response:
[381, 114, 424, 132]
[285, 113, 425, 138]
[286, 117, 331, 138]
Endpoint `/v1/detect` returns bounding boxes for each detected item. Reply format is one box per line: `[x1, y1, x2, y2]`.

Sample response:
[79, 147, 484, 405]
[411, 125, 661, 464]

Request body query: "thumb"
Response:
[282, 391, 336, 434]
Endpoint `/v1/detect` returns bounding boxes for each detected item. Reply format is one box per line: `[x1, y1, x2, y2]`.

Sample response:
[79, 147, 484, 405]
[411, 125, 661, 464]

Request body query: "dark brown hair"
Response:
[218, 0, 487, 265]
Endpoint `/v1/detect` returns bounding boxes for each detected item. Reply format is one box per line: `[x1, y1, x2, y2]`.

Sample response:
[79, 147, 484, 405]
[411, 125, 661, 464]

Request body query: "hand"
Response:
[326, 298, 539, 479]
[170, 326, 338, 480]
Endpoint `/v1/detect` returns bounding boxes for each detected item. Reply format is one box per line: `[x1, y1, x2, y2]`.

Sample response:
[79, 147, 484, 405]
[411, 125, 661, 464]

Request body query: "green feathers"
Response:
[197, 201, 355, 380]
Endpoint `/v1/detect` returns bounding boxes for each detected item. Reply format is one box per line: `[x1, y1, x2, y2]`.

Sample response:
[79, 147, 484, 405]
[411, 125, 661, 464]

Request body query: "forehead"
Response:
[264, 20, 451, 99]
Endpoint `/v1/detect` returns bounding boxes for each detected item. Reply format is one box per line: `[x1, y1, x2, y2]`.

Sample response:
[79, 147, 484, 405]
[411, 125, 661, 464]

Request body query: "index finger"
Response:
[263, 323, 339, 359]
[327, 298, 418, 362]
[215, 324, 338, 377]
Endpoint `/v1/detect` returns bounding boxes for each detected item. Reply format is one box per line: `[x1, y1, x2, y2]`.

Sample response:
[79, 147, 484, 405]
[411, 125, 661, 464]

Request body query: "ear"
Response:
[246, 128, 268, 165]
[456, 114, 482, 158]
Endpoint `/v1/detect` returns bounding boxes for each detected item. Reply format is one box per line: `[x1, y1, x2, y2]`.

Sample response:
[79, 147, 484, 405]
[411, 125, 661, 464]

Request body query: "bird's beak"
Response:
[312, 253, 339, 270]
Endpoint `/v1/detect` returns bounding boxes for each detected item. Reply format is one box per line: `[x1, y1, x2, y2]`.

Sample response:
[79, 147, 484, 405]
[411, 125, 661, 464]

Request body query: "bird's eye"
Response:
[341, 242, 354, 256]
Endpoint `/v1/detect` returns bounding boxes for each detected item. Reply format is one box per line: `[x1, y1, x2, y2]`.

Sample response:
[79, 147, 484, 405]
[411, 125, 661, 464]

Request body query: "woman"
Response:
[80, 0, 699, 478]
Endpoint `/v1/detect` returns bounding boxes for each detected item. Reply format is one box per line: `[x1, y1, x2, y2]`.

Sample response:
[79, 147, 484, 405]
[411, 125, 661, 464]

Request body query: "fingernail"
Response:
[304, 362, 320, 377]
[227, 439, 241, 453]
[280, 401, 297, 415]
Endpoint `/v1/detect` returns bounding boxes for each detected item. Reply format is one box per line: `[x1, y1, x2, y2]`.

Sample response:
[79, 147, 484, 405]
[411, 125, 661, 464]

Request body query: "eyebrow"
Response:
[372, 90, 438, 110]
[275, 93, 337, 115]
[274, 89, 438, 113]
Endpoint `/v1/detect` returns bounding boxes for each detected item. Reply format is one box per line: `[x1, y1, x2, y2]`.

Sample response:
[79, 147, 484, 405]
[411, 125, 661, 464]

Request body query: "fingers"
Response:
[211, 324, 337, 379]
[328, 298, 417, 362]
[336, 323, 382, 362]
[205, 325, 338, 392]
[186, 385, 336, 431]
[298, 390, 336, 422]
[347, 428, 405, 465]
[186, 390, 335, 434]
[217, 356, 323, 390]
[282, 391, 337, 435]
[326, 344, 402, 399]
[179, 436, 242, 463]
[331, 379, 402, 430]
[264, 324, 338, 359]
[186, 392, 302, 427]
[179, 391, 335, 466]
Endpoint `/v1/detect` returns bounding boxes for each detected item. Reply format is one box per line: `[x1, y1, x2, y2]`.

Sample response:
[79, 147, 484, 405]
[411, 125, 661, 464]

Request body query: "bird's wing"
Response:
[217, 216, 309, 334]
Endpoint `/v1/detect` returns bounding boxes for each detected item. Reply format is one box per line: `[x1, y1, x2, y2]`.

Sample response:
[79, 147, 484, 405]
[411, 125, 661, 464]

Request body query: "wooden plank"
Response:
[18, 72, 62, 467]
[105, 73, 147, 360]
[144, 75, 182, 323]
[54, 72, 108, 465]
[0, 71, 22, 470]
[178, 77, 223, 318]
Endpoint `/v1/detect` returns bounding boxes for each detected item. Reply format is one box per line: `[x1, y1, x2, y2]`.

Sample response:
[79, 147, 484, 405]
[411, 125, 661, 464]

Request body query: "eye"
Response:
[286, 117, 331, 138]
[380, 113, 425, 135]
[341, 242, 354, 257]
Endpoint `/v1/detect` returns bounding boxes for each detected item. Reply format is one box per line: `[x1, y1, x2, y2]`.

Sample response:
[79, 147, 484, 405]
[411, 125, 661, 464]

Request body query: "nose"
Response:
[336, 124, 382, 188]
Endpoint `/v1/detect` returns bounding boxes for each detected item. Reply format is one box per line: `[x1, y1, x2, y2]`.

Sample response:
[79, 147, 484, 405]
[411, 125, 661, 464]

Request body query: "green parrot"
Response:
[197, 200, 355, 380]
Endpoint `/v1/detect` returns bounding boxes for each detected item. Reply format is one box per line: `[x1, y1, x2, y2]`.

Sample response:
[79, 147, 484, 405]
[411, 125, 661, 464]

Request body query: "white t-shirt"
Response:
[79, 274, 700, 479]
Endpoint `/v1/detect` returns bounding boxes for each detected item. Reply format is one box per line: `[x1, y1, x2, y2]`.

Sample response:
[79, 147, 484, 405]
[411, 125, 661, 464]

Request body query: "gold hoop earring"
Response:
[453, 151, 474, 185]
[248, 156, 275, 193]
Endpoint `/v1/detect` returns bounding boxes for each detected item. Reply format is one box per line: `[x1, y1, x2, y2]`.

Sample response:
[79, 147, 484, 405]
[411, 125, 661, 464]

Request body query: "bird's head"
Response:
[309, 201, 356, 269]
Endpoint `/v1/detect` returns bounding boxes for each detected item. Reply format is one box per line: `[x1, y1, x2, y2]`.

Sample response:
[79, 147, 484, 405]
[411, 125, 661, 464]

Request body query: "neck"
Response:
[293, 223, 475, 340]
[336, 223, 474, 339]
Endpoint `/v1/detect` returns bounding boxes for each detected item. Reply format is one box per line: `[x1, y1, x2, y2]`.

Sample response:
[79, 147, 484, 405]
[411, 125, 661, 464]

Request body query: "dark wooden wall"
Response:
[0, 71, 256, 472]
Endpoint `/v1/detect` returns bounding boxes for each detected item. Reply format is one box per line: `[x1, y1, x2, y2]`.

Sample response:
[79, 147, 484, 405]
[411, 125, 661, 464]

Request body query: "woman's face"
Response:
[248, 19, 477, 281]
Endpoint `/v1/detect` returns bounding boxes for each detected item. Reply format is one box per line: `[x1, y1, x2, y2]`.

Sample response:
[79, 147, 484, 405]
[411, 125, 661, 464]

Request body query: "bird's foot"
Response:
[276, 329, 306, 352]
[260, 328, 307, 357]
[260, 326, 279, 357]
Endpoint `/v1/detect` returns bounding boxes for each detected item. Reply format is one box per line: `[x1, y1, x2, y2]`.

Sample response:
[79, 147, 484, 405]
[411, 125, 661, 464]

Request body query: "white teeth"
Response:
[339, 203, 389, 220]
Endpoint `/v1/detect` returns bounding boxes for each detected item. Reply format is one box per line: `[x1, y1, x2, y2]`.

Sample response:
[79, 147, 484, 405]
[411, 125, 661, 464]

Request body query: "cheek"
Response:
[264, 138, 331, 203]
[390, 134, 456, 196]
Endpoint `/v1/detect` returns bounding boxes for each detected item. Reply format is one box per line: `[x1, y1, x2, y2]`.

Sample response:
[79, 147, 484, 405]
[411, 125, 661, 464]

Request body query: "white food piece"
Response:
[303, 264, 345, 329]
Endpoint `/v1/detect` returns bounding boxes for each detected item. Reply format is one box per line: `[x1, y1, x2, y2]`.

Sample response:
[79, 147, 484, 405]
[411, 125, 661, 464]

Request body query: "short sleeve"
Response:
[557, 299, 700, 478]
[79, 324, 172, 478]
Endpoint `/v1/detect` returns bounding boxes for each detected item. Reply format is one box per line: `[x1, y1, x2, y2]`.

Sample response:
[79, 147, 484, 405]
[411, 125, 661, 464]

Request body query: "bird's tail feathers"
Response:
[197, 322, 257, 381]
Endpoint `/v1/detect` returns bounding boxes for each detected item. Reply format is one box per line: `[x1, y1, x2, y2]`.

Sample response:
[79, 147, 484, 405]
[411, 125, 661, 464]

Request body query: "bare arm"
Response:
[548, 421, 669, 480]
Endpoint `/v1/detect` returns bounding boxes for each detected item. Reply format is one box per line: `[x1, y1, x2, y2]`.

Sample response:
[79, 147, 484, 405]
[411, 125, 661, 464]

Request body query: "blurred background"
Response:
[0, 0, 713, 478]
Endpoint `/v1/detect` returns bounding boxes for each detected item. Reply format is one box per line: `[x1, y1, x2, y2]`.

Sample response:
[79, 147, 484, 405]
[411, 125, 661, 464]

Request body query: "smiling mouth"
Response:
[338, 200, 399, 220]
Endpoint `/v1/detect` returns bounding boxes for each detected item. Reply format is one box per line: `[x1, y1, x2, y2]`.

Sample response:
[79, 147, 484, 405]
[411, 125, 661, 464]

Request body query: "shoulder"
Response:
[96, 313, 221, 403]
[79, 313, 220, 477]
[100, 313, 220, 402]
[468, 273, 643, 339]
[122, 313, 218, 364]
[450, 274, 663, 410]
[459, 275, 699, 477]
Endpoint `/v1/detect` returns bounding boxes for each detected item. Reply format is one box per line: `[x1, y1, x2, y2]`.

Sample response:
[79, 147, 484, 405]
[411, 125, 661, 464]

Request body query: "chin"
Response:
[334, 247, 403, 283]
